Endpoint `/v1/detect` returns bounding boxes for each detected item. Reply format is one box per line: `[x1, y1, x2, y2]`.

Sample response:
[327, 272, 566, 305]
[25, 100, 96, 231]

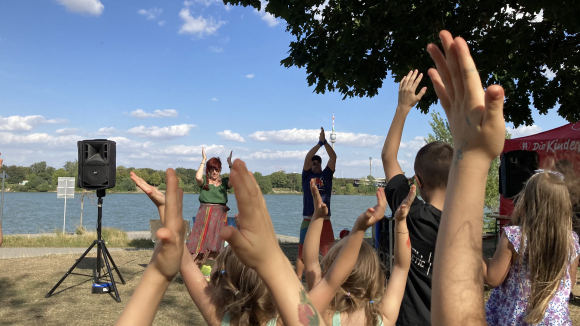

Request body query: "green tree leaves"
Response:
[224, 0, 580, 126]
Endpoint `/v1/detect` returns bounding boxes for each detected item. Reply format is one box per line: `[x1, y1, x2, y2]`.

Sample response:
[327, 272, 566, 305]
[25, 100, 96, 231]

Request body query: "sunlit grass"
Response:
[2, 228, 153, 248]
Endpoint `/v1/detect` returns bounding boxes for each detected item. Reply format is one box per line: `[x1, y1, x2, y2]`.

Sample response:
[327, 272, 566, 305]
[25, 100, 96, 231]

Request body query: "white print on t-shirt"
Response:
[411, 247, 433, 275]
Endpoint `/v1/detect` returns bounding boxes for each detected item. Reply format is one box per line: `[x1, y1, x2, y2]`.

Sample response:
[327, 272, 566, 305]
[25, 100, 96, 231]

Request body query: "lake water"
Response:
[1, 192, 389, 238]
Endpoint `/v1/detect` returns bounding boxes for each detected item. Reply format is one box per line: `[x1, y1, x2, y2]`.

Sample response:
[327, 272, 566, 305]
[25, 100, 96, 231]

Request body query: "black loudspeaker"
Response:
[78, 139, 116, 190]
[500, 150, 539, 198]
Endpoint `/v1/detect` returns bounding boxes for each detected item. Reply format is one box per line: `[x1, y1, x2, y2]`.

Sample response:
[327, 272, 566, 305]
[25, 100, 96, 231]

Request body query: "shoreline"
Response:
[3, 231, 301, 244]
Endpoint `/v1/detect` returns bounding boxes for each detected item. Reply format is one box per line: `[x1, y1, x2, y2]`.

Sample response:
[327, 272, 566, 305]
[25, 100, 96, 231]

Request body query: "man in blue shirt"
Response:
[296, 127, 337, 280]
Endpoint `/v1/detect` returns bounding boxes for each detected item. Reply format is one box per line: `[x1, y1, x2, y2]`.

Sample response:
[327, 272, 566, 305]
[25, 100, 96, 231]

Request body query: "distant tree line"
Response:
[2, 162, 380, 195]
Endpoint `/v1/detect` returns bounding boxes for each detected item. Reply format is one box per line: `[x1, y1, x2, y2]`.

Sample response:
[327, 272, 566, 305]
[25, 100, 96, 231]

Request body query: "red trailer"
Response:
[499, 122, 580, 218]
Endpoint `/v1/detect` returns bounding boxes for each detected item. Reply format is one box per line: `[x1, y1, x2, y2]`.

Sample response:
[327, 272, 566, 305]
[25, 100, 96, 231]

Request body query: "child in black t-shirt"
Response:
[381, 70, 454, 326]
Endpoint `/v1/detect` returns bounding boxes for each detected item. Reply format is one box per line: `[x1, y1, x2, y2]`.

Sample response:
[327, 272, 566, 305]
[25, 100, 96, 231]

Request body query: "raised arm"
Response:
[226, 151, 233, 189]
[481, 233, 512, 288]
[130, 172, 220, 325]
[427, 30, 505, 326]
[308, 188, 387, 315]
[322, 128, 337, 172]
[378, 185, 415, 324]
[304, 128, 325, 171]
[116, 169, 185, 326]
[381, 70, 426, 181]
[195, 148, 207, 187]
[303, 178, 328, 290]
[220, 159, 326, 326]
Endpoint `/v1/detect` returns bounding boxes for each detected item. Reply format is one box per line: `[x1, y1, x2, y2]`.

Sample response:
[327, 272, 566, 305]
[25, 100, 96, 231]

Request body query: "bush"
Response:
[158, 183, 166, 190]
[36, 182, 50, 192]
[114, 178, 136, 192]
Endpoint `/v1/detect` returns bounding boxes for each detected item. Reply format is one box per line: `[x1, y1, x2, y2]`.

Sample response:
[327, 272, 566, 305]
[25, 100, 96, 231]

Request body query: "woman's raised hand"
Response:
[201, 147, 207, 163]
[227, 151, 233, 167]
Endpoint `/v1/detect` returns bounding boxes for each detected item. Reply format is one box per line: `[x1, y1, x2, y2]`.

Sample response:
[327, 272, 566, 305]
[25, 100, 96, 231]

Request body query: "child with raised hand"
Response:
[425, 30, 506, 325]
[116, 168, 185, 326]
[130, 172, 279, 326]
[221, 159, 326, 326]
[304, 178, 415, 326]
[381, 69, 453, 326]
[483, 170, 579, 325]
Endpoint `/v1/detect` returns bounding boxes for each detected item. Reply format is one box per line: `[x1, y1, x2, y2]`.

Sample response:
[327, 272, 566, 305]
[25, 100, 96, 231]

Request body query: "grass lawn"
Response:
[1, 239, 579, 325]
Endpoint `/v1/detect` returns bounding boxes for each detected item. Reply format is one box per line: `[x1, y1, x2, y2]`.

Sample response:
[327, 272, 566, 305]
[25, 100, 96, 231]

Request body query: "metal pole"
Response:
[63, 180, 67, 233]
[1, 170, 5, 224]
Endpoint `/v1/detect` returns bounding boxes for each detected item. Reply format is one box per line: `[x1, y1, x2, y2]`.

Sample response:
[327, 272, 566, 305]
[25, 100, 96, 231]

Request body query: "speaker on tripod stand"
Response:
[46, 139, 126, 302]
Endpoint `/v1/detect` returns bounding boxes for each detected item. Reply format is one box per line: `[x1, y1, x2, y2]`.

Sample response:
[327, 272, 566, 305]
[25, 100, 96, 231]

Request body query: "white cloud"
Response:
[127, 124, 196, 140]
[400, 136, 426, 151]
[130, 109, 178, 119]
[138, 7, 163, 20]
[56, 128, 79, 135]
[212, 97, 219, 101]
[243, 150, 309, 160]
[218, 130, 246, 142]
[249, 128, 383, 147]
[108, 137, 152, 151]
[0, 132, 81, 147]
[254, 1, 279, 27]
[0, 115, 66, 132]
[312, 0, 329, 21]
[209, 46, 224, 52]
[156, 144, 226, 156]
[224, 4, 233, 11]
[507, 125, 542, 138]
[91, 127, 117, 136]
[178, 8, 226, 38]
[245, 73, 255, 79]
[56, 0, 104, 16]
[158, 21, 166, 26]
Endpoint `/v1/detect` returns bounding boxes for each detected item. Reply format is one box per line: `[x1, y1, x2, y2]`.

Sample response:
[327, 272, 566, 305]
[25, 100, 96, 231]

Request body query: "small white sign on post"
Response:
[57, 177, 75, 233]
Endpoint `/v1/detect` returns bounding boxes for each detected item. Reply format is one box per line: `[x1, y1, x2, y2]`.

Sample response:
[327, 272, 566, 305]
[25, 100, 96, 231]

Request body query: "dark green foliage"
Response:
[253, 172, 273, 194]
[222, 0, 580, 126]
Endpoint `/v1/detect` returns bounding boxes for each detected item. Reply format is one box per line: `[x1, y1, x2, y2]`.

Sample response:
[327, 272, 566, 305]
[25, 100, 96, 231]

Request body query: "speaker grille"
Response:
[83, 166, 108, 186]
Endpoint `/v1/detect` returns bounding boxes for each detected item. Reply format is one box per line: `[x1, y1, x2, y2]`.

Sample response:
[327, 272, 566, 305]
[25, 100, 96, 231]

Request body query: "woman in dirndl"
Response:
[186, 148, 233, 265]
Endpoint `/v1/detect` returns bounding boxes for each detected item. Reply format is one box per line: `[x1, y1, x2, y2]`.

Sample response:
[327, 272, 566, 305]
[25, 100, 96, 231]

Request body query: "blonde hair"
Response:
[320, 240, 385, 326]
[511, 171, 575, 324]
[209, 246, 276, 325]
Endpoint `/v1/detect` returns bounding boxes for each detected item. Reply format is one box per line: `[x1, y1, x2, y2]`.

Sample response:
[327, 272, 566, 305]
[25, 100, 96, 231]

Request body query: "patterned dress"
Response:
[485, 226, 580, 325]
[186, 176, 230, 264]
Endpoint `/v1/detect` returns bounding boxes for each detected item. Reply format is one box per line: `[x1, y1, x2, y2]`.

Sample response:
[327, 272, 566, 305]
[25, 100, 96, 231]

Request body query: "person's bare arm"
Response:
[179, 246, 221, 326]
[308, 188, 387, 315]
[304, 128, 325, 171]
[378, 186, 415, 324]
[570, 255, 579, 291]
[227, 151, 233, 189]
[195, 148, 207, 187]
[220, 159, 326, 326]
[381, 71, 427, 181]
[482, 233, 512, 288]
[322, 128, 337, 172]
[427, 30, 505, 326]
[116, 169, 185, 326]
[304, 178, 327, 290]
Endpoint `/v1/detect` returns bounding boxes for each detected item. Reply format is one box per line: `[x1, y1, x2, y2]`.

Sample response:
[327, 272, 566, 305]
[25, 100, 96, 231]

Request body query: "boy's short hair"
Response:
[312, 155, 322, 163]
[414, 141, 454, 189]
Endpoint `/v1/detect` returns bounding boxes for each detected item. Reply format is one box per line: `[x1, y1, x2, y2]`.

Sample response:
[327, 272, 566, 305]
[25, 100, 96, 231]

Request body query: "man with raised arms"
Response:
[296, 127, 337, 280]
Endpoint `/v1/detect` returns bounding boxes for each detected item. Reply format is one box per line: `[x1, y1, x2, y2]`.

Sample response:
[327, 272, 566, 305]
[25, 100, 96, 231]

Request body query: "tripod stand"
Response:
[46, 189, 125, 302]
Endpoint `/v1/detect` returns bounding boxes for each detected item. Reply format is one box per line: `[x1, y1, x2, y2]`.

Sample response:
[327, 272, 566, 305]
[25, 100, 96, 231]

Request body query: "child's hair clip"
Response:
[221, 270, 226, 274]
[370, 300, 374, 304]
[234, 290, 240, 296]
[346, 292, 350, 297]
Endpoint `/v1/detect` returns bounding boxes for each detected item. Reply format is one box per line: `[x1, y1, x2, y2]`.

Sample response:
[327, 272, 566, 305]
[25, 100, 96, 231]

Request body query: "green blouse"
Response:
[199, 175, 230, 205]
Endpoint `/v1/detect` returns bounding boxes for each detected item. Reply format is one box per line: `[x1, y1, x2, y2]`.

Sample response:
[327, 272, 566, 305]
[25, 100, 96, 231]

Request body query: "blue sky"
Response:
[0, 0, 569, 178]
